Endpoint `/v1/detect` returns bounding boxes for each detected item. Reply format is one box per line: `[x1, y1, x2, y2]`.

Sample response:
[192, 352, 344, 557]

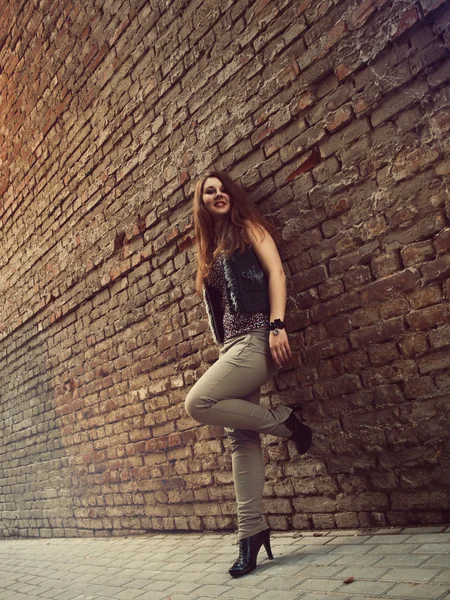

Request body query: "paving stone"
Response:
[362, 534, 413, 544]
[333, 566, 390, 580]
[422, 555, 450, 568]
[433, 571, 450, 583]
[384, 582, 450, 599]
[334, 580, 395, 595]
[146, 571, 182, 581]
[113, 589, 147, 599]
[369, 544, 421, 554]
[402, 527, 447, 534]
[294, 546, 335, 555]
[133, 592, 173, 600]
[329, 544, 376, 554]
[413, 543, 450, 554]
[200, 573, 232, 585]
[164, 581, 203, 594]
[379, 567, 440, 582]
[225, 574, 270, 588]
[406, 533, 450, 544]
[219, 588, 262, 599]
[293, 577, 343, 592]
[290, 553, 341, 566]
[251, 591, 302, 600]
[297, 595, 352, 600]
[255, 563, 306, 576]
[287, 537, 332, 546]
[141, 580, 173, 592]
[326, 536, 373, 545]
[159, 597, 199, 600]
[376, 554, 428, 567]
[332, 554, 384, 567]
[255, 575, 306, 590]
[192, 583, 230, 596]
[293, 565, 344, 578]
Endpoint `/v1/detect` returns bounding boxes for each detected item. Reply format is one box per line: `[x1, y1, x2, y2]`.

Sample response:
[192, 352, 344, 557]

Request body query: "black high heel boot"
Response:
[229, 529, 273, 578]
[284, 412, 312, 455]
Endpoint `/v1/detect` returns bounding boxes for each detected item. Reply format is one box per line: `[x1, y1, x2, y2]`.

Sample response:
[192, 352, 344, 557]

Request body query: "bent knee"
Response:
[185, 390, 206, 421]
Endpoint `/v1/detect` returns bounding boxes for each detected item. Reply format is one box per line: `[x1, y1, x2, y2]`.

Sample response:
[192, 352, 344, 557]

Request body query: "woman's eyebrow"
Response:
[204, 184, 227, 192]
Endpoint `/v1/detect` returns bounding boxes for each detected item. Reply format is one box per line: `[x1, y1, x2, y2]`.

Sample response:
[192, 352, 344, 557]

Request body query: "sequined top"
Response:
[207, 253, 270, 341]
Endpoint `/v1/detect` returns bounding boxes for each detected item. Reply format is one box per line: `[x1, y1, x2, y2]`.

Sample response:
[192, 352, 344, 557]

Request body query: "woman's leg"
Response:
[226, 388, 268, 541]
[185, 329, 292, 438]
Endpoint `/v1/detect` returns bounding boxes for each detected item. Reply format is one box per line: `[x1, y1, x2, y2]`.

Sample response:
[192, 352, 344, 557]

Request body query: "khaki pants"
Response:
[185, 327, 293, 540]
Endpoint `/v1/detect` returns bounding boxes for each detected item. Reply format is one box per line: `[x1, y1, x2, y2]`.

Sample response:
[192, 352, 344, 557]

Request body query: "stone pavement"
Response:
[1, 526, 450, 600]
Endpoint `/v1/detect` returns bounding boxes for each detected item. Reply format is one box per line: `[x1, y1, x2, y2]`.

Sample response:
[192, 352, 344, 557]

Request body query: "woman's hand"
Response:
[269, 329, 293, 368]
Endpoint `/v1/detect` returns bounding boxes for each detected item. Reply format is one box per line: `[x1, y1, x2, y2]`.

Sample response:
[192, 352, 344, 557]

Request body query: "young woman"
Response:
[185, 170, 312, 578]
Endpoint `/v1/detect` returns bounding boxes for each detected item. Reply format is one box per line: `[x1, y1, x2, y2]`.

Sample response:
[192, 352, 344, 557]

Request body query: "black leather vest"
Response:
[203, 246, 270, 344]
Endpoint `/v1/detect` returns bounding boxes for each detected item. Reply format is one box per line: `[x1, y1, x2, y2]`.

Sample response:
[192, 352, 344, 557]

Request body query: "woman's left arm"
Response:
[246, 223, 293, 369]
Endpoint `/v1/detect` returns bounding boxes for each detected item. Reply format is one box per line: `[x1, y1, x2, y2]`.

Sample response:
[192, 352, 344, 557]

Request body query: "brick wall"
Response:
[1, 0, 449, 538]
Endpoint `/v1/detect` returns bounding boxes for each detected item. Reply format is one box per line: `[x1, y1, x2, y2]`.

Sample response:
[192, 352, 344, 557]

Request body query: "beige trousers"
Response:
[185, 327, 293, 540]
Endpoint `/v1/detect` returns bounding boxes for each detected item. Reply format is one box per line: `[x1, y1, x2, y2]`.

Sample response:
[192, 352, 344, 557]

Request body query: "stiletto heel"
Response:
[260, 528, 273, 559]
[229, 529, 273, 578]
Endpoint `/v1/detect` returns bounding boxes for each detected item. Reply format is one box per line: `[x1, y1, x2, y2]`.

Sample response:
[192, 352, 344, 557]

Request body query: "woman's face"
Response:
[202, 177, 231, 221]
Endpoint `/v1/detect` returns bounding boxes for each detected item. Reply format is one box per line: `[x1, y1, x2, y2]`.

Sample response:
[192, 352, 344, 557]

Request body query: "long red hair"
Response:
[193, 170, 276, 295]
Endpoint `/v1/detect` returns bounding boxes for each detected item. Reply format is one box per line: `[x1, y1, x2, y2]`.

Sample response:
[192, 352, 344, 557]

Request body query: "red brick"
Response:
[434, 228, 450, 254]
[408, 284, 442, 309]
[401, 240, 436, 266]
[368, 342, 400, 366]
[400, 332, 428, 357]
[349, 0, 377, 27]
[352, 305, 380, 328]
[297, 0, 314, 15]
[430, 111, 450, 141]
[291, 264, 327, 292]
[325, 105, 353, 133]
[325, 196, 351, 217]
[372, 384, 404, 407]
[326, 315, 352, 336]
[392, 145, 440, 182]
[311, 291, 361, 322]
[335, 349, 370, 373]
[422, 255, 450, 281]
[344, 265, 372, 290]
[350, 317, 405, 348]
[391, 7, 420, 39]
[361, 269, 420, 303]
[429, 324, 450, 349]
[318, 277, 344, 300]
[320, 118, 371, 158]
[305, 337, 349, 361]
[335, 62, 352, 81]
[322, 216, 342, 238]
[329, 250, 361, 275]
[371, 253, 402, 279]
[407, 303, 450, 330]
[404, 376, 438, 399]
[319, 374, 362, 396]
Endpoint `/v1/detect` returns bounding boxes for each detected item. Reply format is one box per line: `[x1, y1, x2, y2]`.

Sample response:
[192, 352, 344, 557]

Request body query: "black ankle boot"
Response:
[284, 412, 312, 455]
[229, 529, 273, 578]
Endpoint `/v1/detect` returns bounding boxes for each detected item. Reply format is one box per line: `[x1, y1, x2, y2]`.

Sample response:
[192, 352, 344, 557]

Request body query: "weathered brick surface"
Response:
[1, 0, 449, 538]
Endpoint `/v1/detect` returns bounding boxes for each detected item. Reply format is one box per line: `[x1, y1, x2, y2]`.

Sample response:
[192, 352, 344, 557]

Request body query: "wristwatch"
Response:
[269, 319, 285, 335]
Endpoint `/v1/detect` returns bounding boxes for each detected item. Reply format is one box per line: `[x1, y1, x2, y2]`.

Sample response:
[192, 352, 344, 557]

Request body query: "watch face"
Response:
[273, 328, 280, 335]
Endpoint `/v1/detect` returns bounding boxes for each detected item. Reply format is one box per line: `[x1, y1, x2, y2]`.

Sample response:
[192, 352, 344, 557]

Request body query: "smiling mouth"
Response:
[214, 202, 226, 207]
